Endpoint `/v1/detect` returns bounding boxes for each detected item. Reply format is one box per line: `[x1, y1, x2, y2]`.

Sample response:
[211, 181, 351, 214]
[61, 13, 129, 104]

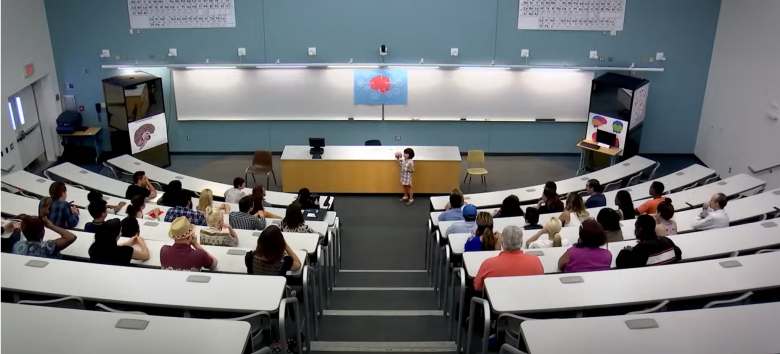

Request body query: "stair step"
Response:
[311, 341, 456, 353]
[327, 290, 441, 310]
[315, 316, 452, 342]
[323, 310, 443, 316]
[336, 271, 431, 287]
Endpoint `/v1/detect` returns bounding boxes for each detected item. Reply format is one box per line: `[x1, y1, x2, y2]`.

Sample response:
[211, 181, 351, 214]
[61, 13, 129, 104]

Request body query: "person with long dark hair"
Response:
[281, 202, 317, 234]
[244, 225, 302, 276]
[89, 218, 149, 266]
[249, 186, 281, 219]
[616, 215, 681, 268]
[614, 190, 637, 220]
[494, 194, 524, 218]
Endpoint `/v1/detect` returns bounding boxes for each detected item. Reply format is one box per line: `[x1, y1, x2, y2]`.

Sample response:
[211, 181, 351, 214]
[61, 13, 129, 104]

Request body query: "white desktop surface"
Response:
[1, 303, 250, 354]
[47, 162, 134, 199]
[521, 302, 780, 354]
[603, 164, 716, 202]
[281, 145, 461, 161]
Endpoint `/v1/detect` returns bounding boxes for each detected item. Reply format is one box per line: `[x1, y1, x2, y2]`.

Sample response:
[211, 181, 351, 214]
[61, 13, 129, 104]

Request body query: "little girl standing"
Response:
[395, 147, 415, 205]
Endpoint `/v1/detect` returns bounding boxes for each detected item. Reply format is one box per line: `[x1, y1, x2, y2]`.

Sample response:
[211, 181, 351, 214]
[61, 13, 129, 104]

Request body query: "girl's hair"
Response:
[596, 208, 621, 231]
[197, 188, 214, 213]
[544, 181, 558, 194]
[49, 181, 67, 200]
[125, 196, 146, 218]
[282, 202, 305, 229]
[250, 186, 266, 213]
[565, 193, 588, 218]
[634, 214, 659, 241]
[544, 217, 563, 247]
[475, 212, 497, 250]
[403, 148, 415, 159]
[255, 225, 286, 263]
[657, 198, 675, 221]
[498, 195, 524, 217]
[614, 190, 636, 220]
[206, 210, 224, 229]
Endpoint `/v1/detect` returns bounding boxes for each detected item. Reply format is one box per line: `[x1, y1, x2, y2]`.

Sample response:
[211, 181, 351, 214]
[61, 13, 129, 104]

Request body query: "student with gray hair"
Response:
[473, 226, 543, 291]
[692, 192, 730, 230]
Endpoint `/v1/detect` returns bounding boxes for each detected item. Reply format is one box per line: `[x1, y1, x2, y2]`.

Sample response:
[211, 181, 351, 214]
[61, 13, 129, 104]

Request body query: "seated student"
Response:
[199, 210, 239, 247]
[464, 212, 500, 252]
[87, 190, 126, 214]
[296, 188, 319, 210]
[523, 207, 543, 230]
[537, 188, 564, 214]
[121, 197, 145, 238]
[13, 214, 77, 258]
[494, 195, 524, 218]
[89, 218, 150, 266]
[559, 193, 590, 226]
[158, 180, 189, 207]
[692, 193, 730, 230]
[249, 186, 281, 219]
[526, 217, 567, 248]
[655, 199, 678, 236]
[616, 214, 682, 268]
[125, 171, 157, 201]
[84, 201, 109, 233]
[245, 225, 302, 276]
[196, 188, 230, 215]
[229, 195, 266, 231]
[160, 216, 217, 271]
[46, 181, 79, 229]
[163, 194, 206, 226]
[444, 204, 478, 238]
[473, 226, 543, 291]
[224, 177, 248, 204]
[614, 190, 637, 220]
[2, 220, 22, 253]
[636, 181, 666, 215]
[281, 202, 317, 235]
[584, 179, 607, 208]
[596, 208, 624, 242]
[438, 189, 465, 222]
[558, 219, 612, 273]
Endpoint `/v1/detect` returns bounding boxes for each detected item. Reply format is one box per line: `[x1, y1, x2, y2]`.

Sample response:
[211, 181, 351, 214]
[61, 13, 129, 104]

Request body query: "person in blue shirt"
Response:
[46, 181, 79, 229]
[438, 189, 465, 222]
[13, 215, 77, 258]
[444, 204, 478, 238]
[584, 179, 607, 208]
[464, 212, 499, 252]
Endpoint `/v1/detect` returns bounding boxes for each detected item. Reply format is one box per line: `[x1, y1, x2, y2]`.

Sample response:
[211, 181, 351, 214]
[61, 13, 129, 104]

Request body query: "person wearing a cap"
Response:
[444, 204, 478, 238]
[89, 218, 150, 266]
[160, 216, 217, 271]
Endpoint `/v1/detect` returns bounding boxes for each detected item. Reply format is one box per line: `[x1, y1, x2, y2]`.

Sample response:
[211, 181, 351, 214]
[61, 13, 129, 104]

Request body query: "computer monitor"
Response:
[309, 137, 325, 157]
[596, 130, 617, 147]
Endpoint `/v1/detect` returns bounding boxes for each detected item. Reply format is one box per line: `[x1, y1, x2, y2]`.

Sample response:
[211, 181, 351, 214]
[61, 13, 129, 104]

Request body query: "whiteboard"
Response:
[173, 68, 592, 121]
[383, 69, 593, 121]
[517, 0, 625, 31]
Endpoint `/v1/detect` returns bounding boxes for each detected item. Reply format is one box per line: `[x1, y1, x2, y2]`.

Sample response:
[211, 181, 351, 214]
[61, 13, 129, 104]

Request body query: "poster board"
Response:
[518, 0, 626, 31]
[128, 113, 168, 154]
[630, 84, 649, 130]
[586, 113, 628, 152]
[127, 0, 236, 29]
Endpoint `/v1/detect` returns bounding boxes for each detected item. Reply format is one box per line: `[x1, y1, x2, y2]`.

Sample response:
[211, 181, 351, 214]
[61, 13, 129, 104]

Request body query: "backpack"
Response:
[56, 111, 84, 134]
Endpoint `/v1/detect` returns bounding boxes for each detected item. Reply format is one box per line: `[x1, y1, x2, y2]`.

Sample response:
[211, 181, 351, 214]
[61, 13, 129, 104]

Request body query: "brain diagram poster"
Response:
[128, 113, 169, 154]
[586, 113, 628, 151]
[354, 69, 407, 105]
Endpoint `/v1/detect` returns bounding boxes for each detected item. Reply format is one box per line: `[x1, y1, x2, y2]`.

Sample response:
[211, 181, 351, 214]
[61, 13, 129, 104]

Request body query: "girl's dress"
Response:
[399, 159, 414, 186]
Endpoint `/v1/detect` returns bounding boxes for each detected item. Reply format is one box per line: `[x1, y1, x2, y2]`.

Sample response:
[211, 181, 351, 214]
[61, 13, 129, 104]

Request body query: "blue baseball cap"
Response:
[462, 204, 478, 218]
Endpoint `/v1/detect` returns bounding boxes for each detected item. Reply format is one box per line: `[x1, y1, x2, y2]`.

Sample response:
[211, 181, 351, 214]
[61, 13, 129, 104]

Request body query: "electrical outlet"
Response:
[450, 48, 459, 57]
[168, 48, 178, 57]
[186, 135, 191, 141]
[307, 47, 317, 56]
[237, 47, 247, 56]
[394, 135, 401, 141]
[655, 52, 666, 61]
[589, 50, 599, 59]
[100, 49, 111, 58]
[520, 49, 530, 58]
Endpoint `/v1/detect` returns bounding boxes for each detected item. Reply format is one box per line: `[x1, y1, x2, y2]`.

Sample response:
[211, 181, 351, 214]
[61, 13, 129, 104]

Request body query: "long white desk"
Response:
[281, 145, 462, 193]
[602, 163, 716, 202]
[650, 173, 765, 209]
[459, 219, 780, 276]
[108, 154, 312, 207]
[1, 303, 250, 354]
[197, 197, 337, 228]
[46, 162, 152, 201]
[520, 302, 780, 354]
[429, 155, 657, 210]
[2, 170, 130, 209]
[1, 253, 287, 313]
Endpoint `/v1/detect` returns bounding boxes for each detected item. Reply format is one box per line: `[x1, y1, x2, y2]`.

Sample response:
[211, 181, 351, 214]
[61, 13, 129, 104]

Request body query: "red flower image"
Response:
[369, 75, 391, 93]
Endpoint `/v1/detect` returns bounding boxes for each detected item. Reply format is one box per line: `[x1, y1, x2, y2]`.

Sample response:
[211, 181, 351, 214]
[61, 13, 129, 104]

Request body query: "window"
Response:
[6, 96, 25, 130]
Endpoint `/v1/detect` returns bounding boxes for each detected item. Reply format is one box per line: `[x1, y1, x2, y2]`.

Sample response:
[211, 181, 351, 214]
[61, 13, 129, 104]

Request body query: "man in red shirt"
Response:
[160, 216, 217, 271]
[474, 225, 543, 291]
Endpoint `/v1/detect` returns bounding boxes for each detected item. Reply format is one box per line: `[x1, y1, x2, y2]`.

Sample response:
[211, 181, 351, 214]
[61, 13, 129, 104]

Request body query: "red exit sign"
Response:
[24, 63, 34, 78]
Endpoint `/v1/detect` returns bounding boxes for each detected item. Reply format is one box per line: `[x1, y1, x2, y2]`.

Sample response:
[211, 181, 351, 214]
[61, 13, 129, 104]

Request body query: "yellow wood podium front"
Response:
[281, 146, 461, 194]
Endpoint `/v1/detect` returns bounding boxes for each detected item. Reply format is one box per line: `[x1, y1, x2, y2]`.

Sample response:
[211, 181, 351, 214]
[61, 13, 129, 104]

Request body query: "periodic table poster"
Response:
[518, 0, 626, 31]
[128, 0, 236, 29]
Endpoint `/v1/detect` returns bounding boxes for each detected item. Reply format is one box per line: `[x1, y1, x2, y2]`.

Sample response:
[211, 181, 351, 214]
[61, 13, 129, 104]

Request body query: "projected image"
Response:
[128, 113, 168, 154]
[586, 113, 628, 151]
[354, 69, 408, 105]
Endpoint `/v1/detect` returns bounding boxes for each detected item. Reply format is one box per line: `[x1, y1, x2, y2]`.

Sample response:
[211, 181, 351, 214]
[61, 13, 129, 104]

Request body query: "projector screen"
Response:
[172, 68, 593, 121]
[128, 113, 168, 154]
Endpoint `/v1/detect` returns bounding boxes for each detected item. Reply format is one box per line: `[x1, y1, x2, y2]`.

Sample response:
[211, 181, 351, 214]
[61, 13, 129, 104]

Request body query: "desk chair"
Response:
[364, 139, 382, 146]
[464, 150, 488, 190]
[246, 150, 277, 188]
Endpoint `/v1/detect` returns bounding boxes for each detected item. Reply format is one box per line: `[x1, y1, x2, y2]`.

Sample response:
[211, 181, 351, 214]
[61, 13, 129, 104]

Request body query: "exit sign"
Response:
[24, 63, 34, 78]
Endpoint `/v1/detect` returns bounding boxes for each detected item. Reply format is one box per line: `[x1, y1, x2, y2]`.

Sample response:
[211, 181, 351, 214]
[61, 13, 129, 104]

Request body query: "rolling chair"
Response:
[245, 150, 277, 188]
[464, 150, 488, 189]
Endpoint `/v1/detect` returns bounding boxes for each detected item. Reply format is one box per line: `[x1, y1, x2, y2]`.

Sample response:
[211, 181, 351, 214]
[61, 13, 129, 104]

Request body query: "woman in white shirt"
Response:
[525, 217, 569, 248]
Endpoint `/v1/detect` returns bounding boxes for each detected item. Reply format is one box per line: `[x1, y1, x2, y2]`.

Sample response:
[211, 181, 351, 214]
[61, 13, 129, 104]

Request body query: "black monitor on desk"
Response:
[309, 137, 325, 158]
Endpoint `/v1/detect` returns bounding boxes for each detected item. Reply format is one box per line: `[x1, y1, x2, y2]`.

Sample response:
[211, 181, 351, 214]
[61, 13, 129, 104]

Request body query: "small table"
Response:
[576, 139, 621, 175]
[59, 126, 102, 163]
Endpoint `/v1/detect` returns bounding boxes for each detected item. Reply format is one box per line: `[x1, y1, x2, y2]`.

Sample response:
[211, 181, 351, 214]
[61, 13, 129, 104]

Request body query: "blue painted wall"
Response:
[44, 0, 720, 153]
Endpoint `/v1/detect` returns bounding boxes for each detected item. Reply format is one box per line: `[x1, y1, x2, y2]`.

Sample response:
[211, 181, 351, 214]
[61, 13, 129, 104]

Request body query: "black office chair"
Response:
[364, 139, 382, 146]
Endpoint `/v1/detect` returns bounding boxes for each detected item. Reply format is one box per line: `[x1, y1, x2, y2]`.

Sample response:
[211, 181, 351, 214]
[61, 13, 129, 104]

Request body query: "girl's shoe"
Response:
[405, 199, 415, 205]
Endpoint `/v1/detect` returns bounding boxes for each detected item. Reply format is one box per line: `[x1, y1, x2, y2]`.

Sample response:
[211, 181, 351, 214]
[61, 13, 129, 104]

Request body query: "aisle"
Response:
[311, 196, 457, 353]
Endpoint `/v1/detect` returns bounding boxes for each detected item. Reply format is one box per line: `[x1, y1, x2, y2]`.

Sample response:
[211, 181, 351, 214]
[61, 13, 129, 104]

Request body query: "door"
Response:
[6, 84, 46, 167]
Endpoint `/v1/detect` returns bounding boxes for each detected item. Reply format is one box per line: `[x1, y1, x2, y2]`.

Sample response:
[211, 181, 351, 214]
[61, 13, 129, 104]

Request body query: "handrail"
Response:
[749, 163, 780, 174]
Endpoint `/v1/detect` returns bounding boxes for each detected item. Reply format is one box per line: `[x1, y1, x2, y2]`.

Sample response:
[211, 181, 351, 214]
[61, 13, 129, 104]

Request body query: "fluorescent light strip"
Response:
[326, 65, 380, 69]
[388, 66, 440, 70]
[7, 102, 17, 130]
[527, 68, 580, 73]
[255, 65, 308, 69]
[458, 66, 510, 70]
[184, 66, 237, 69]
[14, 97, 25, 124]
